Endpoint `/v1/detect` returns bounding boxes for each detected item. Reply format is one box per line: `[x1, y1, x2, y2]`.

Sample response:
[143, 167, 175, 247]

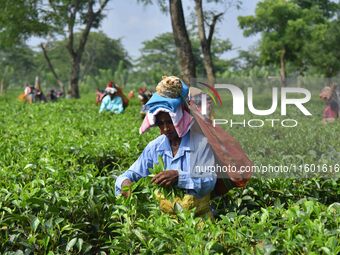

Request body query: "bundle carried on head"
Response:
[142, 75, 189, 114]
[156, 76, 183, 98]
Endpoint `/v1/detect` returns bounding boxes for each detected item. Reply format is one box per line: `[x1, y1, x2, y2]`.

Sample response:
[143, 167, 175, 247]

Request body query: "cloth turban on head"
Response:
[105, 87, 117, 95]
[320, 86, 332, 100]
[139, 76, 193, 137]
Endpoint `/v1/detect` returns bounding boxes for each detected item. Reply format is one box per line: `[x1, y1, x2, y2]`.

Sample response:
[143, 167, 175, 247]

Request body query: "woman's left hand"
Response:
[152, 170, 179, 187]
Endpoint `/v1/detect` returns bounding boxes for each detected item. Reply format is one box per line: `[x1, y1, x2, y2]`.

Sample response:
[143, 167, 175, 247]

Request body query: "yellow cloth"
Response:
[154, 191, 211, 217]
[18, 93, 26, 102]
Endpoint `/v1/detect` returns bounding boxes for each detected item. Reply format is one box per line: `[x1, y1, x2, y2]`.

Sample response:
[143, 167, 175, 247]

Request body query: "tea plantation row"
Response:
[0, 92, 339, 254]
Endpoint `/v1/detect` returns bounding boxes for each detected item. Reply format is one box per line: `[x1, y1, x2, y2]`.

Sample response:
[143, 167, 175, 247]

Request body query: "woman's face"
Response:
[155, 112, 178, 141]
[320, 87, 332, 101]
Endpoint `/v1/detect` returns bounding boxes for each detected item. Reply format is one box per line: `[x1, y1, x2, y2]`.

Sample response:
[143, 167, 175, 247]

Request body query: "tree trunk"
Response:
[297, 74, 304, 88]
[194, 0, 215, 85]
[169, 0, 196, 84]
[70, 56, 81, 98]
[40, 43, 65, 95]
[0, 79, 3, 95]
[296, 62, 305, 88]
[280, 48, 286, 87]
[326, 67, 334, 85]
[64, 0, 109, 98]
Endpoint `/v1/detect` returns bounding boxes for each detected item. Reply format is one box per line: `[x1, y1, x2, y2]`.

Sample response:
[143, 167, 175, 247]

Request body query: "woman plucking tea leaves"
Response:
[115, 76, 217, 216]
[115, 76, 252, 216]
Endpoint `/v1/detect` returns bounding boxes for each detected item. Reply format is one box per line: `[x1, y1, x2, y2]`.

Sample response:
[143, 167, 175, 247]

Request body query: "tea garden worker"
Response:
[24, 83, 35, 104]
[99, 87, 124, 114]
[115, 76, 217, 216]
[105, 81, 129, 109]
[320, 85, 339, 124]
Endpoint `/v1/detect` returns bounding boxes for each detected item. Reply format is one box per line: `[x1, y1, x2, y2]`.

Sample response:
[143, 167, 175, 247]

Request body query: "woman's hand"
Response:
[121, 179, 132, 198]
[152, 170, 179, 187]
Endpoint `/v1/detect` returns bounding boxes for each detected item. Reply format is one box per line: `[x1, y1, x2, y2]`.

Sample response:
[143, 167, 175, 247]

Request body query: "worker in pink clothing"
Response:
[320, 85, 339, 124]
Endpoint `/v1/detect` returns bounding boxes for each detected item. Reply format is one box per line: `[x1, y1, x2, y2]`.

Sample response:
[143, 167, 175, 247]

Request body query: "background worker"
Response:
[99, 87, 124, 114]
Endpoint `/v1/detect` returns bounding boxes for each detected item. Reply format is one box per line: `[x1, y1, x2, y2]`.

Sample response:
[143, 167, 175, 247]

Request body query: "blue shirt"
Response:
[99, 95, 124, 114]
[115, 129, 217, 198]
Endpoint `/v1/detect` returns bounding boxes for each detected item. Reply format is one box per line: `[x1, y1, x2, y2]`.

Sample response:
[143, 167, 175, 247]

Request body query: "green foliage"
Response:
[0, 66, 14, 94]
[149, 155, 165, 175]
[239, 0, 304, 66]
[113, 61, 129, 87]
[134, 32, 232, 84]
[134, 32, 180, 85]
[0, 0, 50, 47]
[0, 32, 131, 93]
[238, 0, 340, 77]
[34, 32, 131, 87]
[127, 156, 185, 203]
[15, 0, 111, 98]
[80, 67, 129, 93]
[0, 43, 37, 86]
[81, 32, 131, 78]
[294, 0, 339, 18]
[305, 19, 340, 78]
[0, 91, 339, 254]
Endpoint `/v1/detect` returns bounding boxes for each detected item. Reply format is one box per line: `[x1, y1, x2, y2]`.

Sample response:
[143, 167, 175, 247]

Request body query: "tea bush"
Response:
[0, 92, 339, 254]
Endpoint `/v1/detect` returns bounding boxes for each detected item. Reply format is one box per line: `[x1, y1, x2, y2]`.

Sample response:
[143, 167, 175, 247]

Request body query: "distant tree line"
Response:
[0, 0, 340, 97]
[0, 32, 129, 92]
[239, 0, 340, 86]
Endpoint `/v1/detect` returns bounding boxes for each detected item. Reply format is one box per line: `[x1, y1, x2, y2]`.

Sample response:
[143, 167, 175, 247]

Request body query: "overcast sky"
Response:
[29, 0, 260, 59]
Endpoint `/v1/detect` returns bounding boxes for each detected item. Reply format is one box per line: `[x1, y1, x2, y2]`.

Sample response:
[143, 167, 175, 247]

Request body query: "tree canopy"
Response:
[1, 0, 340, 92]
[35, 32, 130, 83]
[239, 0, 340, 84]
[134, 32, 232, 85]
[0, 0, 50, 47]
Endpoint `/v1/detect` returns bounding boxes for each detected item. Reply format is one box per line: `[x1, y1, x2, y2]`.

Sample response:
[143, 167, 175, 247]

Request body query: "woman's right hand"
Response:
[151, 170, 179, 188]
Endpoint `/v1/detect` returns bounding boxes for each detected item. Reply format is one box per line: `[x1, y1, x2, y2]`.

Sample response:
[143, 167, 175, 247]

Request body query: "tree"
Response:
[169, 0, 196, 83]
[239, 0, 340, 86]
[81, 32, 131, 78]
[135, 32, 231, 84]
[191, 35, 232, 77]
[0, 0, 111, 98]
[114, 60, 130, 86]
[138, 0, 235, 84]
[294, 0, 340, 79]
[0, 66, 14, 95]
[238, 0, 304, 86]
[194, 0, 218, 84]
[306, 19, 340, 79]
[135, 33, 180, 84]
[35, 32, 130, 87]
[0, 43, 37, 86]
[40, 42, 66, 93]
[231, 46, 261, 72]
[294, 0, 338, 18]
[194, 0, 240, 84]
[47, 0, 110, 98]
[0, 0, 50, 47]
